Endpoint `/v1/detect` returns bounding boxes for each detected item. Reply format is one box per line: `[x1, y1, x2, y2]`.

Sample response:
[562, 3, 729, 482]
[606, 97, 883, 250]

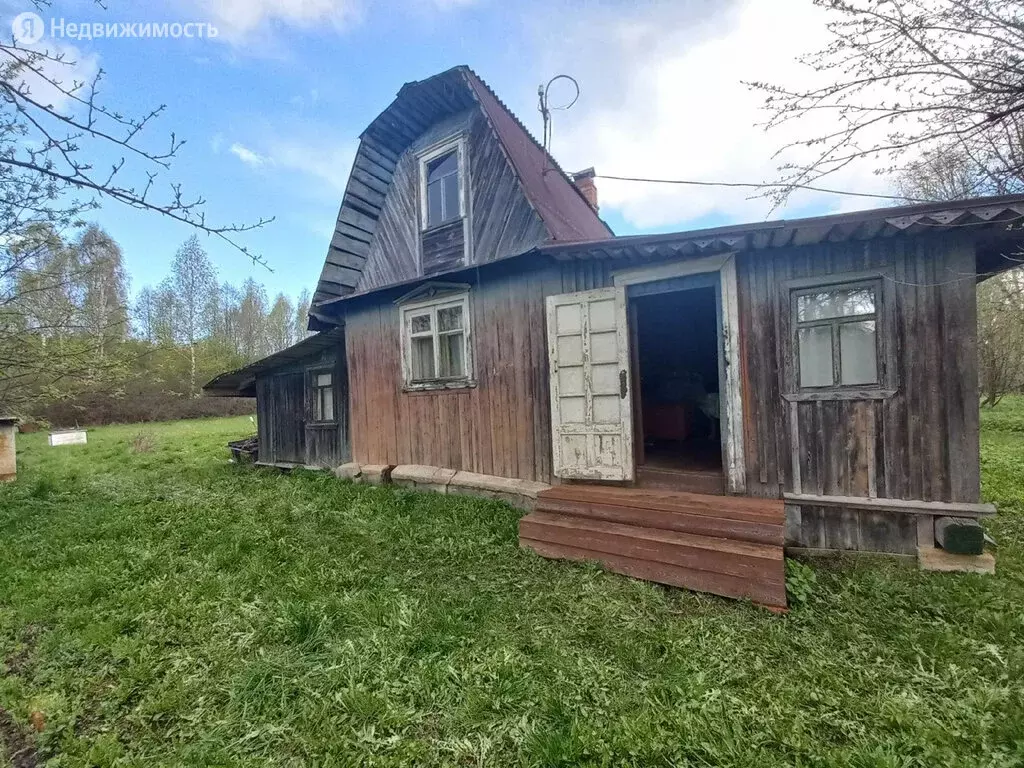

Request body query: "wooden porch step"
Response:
[524, 486, 788, 608]
[537, 486, 784, 545]
[520, 512, 786, 608]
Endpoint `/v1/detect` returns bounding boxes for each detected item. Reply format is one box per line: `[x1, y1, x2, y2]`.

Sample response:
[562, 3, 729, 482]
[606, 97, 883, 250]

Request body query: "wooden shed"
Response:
[206, 66, 1019, 607]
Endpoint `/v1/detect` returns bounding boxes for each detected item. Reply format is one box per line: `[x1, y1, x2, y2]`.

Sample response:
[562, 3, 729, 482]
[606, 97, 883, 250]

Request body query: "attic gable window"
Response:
[398, 284, 474, 391]
[419, 138, 465, 230]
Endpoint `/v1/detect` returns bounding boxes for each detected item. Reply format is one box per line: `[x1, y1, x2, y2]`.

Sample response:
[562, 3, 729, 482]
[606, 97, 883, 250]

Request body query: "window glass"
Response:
[319, 388, 334, 422]
[798, 326, 834, 387]
[411, 336, 435, 381]
[427, 151, 457, 182]
[839, 321, 878, 385]
[797, 288, 875, 321]
[312, 371, 334, 422]
[410, 314, 431, 334]
[425, 150, 459, 227]
[438, 305, 463, 332]
[442, 174, 460, 221]
[439, 333, 465, 378]
[426, 181, 445, 226]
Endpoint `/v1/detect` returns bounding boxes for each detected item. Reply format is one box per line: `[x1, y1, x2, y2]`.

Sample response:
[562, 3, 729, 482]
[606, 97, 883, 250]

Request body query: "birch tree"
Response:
[169, 236, 217, 397]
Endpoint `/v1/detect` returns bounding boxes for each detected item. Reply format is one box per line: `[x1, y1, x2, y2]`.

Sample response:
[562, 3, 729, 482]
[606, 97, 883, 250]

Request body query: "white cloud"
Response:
[227, 133, 356, 197]
[188, 0, 478, 44]
[267, 137, 356, 195]
[13, 39, 100, 114]
[230, 142, 269, 167]
[523, 0, 896, 231]
[194, 0, 362, 43]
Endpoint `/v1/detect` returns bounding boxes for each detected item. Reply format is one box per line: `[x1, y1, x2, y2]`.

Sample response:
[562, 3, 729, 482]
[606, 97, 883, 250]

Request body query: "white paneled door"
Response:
[546, 287, 634, 481]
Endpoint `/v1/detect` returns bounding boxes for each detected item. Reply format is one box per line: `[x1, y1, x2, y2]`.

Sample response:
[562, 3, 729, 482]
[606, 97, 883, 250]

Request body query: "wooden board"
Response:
[522, 486, 787, 608]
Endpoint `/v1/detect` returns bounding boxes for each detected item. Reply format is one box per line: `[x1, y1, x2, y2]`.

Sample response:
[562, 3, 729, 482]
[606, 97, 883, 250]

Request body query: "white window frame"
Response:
[418, 136, 467, 232]
[791, 278, 882, 392]
[399, 290, 474, 391]
[309, 369, 336, 424]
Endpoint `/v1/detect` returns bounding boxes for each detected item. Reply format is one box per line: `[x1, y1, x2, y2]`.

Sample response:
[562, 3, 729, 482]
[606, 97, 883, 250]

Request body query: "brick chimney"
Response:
[571, 167, 599, 213]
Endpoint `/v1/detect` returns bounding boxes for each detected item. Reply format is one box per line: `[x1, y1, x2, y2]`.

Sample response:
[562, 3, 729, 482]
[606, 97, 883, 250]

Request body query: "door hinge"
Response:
[620, 369, 628, 399]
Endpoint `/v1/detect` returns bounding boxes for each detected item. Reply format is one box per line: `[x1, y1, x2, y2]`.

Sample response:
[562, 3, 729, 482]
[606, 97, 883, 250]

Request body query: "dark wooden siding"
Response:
[254, 346, 350, 468]
[353, 108, 548, 294]
[737, 235, 979, 553]
[343, 235, 980, 554]
[345, 257, 560, 482]
[422, 220, 466, 276]
[256, 371, 306, 465]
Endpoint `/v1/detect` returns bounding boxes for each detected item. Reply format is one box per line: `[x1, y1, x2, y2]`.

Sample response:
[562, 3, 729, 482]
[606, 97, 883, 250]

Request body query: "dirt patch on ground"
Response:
[0, 707, 39, 768]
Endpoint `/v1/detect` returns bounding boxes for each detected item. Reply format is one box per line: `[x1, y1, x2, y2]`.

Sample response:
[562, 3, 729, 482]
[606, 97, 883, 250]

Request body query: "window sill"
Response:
[421, 218, 464, 235]
[783, 389, 896, 403]
[404, 379, 477, 394]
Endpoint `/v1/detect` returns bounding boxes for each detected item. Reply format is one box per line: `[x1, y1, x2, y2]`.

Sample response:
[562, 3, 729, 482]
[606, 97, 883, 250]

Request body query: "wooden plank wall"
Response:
[422, 220, 465, 276]
[737, 234, 980, 553]
[255, 348, 350, 468]
[354, 108, 549, 294]
[344, 234, 980, 554]
[346, 258, 562, 482]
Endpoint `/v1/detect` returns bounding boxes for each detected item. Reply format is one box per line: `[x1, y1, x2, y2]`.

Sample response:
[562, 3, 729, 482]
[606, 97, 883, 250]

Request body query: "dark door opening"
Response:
[630, 277, 725, 493]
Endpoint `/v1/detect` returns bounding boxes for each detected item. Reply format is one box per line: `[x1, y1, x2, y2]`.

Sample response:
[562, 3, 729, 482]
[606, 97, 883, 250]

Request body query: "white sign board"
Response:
[49, 430, 87, 447]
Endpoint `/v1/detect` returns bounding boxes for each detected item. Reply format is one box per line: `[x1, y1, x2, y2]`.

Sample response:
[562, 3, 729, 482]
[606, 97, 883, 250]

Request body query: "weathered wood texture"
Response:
[354, 108, 547, 294]
[346, 257, 560, 482]
[523, 486, 787, 608]
[255, 346, 350, 468]
[345, 234, 980, 555]
[422, 220, 466, 276]
[736, 234, 980, 554]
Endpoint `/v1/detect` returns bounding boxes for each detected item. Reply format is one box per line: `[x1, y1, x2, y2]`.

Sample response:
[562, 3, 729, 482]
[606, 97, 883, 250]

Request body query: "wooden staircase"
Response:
[520, 485, 788, 609]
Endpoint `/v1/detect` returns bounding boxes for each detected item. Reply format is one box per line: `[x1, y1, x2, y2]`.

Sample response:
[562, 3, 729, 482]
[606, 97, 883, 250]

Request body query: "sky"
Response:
[4, 0, 899, 302]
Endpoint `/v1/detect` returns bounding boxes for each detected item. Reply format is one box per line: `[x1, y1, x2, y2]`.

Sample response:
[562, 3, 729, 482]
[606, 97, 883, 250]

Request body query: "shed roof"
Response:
[203, 328, 345, 398]
[536, 193, 1024, 263]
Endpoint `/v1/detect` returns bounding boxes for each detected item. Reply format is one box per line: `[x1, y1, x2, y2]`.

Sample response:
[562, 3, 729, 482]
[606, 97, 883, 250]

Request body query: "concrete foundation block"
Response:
[333, 462, 362, 481]
[391, 465, 457, 494]
[359, 465, 391, 486]
[919, 547, 995, 575]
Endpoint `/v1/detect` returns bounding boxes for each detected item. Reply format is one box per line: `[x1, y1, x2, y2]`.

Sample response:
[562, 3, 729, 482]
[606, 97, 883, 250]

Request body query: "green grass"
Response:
[1, 411, 1023, 766]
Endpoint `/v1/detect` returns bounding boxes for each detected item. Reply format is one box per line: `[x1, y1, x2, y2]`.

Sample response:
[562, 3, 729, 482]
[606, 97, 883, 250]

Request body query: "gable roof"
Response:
[310, 66, 611, 319]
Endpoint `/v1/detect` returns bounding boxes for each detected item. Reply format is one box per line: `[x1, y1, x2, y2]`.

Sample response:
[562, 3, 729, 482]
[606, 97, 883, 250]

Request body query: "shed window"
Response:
[794, 282, 880, 389]
[311, 371, 334, 422]
[401, 292, 472, 389]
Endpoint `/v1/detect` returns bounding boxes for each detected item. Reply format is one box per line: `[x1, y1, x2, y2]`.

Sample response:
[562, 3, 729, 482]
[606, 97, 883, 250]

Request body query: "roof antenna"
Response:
[538, 74, 580, 176]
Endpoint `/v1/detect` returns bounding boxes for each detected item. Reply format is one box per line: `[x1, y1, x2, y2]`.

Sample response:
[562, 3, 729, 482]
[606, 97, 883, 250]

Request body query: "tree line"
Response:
[2, 224, 310, 424]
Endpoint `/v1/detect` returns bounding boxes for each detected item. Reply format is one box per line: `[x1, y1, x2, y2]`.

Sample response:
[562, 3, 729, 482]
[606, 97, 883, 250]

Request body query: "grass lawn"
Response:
[1, 406, 1023, 767]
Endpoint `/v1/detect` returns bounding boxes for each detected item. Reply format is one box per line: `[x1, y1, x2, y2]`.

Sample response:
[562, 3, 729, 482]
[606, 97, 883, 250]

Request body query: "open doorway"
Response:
[630, 275, 725, 493]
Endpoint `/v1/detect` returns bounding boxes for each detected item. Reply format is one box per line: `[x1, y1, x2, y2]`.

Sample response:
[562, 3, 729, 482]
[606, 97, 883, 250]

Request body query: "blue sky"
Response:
[7, 0, 894, 302]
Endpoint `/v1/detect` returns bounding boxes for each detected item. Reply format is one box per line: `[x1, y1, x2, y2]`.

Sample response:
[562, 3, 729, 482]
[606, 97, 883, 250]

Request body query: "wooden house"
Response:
[206, 66, 1021, 607]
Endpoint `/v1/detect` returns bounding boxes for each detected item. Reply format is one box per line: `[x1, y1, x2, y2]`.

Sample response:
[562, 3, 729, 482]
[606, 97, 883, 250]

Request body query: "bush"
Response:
[33, 392, 255, 428]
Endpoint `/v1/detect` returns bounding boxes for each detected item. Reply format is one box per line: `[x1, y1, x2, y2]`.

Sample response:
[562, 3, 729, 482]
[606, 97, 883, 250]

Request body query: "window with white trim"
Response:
[419, 138, 464, 230]
[793, 280, 880, 390]
[401, 292, 472, 388]
[311, 370, 335, 422]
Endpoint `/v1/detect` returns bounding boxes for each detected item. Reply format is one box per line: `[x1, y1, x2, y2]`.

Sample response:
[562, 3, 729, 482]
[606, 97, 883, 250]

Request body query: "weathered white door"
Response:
[547, 287, 634, 481]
